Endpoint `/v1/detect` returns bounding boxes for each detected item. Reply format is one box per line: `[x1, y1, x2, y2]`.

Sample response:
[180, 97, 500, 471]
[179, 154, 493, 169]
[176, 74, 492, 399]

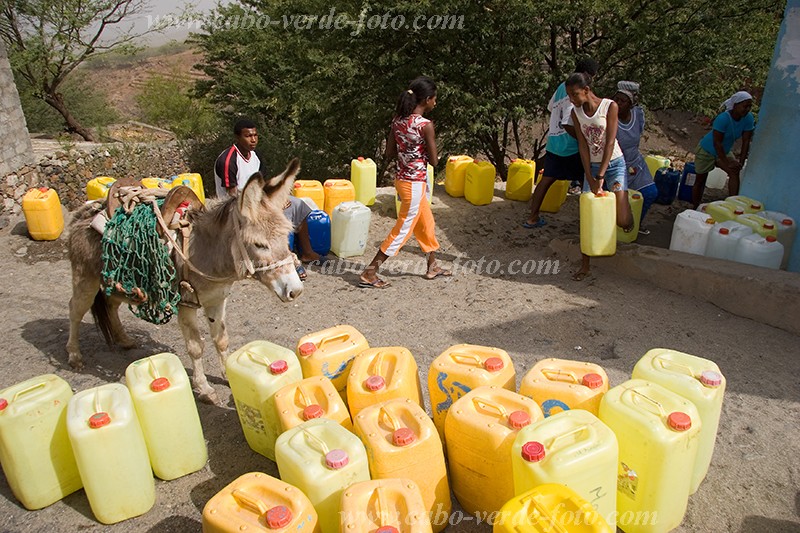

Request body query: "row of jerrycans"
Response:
[0, 353, 207, 524]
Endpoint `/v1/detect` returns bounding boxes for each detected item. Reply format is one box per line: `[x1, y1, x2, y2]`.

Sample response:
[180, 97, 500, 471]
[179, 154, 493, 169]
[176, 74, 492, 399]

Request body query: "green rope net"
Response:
[101, 200, 181, 325]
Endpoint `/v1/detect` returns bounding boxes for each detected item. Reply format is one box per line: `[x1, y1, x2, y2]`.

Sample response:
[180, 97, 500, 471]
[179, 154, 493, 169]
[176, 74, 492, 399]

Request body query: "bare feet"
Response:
[300, 251, 320, 263]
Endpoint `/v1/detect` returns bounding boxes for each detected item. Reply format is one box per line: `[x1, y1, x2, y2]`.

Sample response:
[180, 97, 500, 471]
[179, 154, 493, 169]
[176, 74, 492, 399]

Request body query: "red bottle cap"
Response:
[751, 203, 761, 210]
[766, 235, 777, 242]
[0, 398, 7, 411]
[269, 360, 289, 375]
[364, 375, 385, 391]
[700, 370, 723, 387]
[522, 441, 546, 462]
[582, 373, 603, 389]
[667, 412, 692, 431]
[734, 209, 744, 215]
[150, 377, 171, 392]
[392, 428, 416, 446]
[376, 527, 400, 533]
[764, 223, 775, 230]
[38, 187, 49, 193]
[508, 410, 532, 429]
[719, 227, 730, 235]
[358, 156, 365, 162]
[632, 193, 642, 200]
[266, 505, 292, 529]
[302, 404, 325, 420]
[89, 412, 111, 428]
[298, 342, 317, 356]
[484, 357, 504, 371]
[782, 218, 793, 226]
[325, 449, 349, 469]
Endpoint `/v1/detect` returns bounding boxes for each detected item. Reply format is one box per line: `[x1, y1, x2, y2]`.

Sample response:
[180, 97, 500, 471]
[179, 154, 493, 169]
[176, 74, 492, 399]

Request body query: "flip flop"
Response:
[522, 219, 547, 229]
[296, 265, 307, 281]
[358, 277, 390, 289]
[639, 228, 651, 235]
[424, 268, 452, 280]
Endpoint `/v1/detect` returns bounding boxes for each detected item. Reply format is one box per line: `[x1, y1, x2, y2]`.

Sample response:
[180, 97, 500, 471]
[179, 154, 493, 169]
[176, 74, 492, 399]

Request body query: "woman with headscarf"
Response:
[613, 81, 657, 232]
[692, 91, 755, 207]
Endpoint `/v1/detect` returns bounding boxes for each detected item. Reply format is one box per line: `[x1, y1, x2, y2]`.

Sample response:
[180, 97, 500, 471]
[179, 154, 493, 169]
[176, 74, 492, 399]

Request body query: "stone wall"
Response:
[0, 41, 33, 176]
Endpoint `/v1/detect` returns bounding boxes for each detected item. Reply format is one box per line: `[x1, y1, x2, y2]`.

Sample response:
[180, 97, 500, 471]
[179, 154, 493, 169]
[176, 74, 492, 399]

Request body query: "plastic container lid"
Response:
[484, 357, 504, 371]
[392, 428, 416, 446]
[364, 375, 385, 392]
[521, 441, 546, 462]
[719, 227, 730, 235]
[358, 156, 364, 162]
[294, 182, 302, 188]
[764, 223, 775, 230]
[302, 404, 325, 420]
[150, 377, 171, 392]
[582, 373, 603, 389]
[0, 398, 7, 411]
[266, 505, 292, 529]
[766, 235, 777, 243]
[734, 209, 744, 215]
[782, 218, 793, 226]
[700, 370, 723, 387]
[325, 449, 349, 469]
[704, 217, 715, 224]
[89, 412, 111, 429]
[269, 360, 289, 375]
[38, 187, 49, 193]
[508, 410, 532, 429]
[751, 203, 762, 209]
[667, 412, 692, 431]
[632, 193, 642, 199]
[298, 342, 317, 356]
[376, 527, 400, 533]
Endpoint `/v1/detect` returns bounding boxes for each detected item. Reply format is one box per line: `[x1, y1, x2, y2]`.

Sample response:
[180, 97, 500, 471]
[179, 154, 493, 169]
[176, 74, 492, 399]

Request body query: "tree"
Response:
[0, 0, 170, 141]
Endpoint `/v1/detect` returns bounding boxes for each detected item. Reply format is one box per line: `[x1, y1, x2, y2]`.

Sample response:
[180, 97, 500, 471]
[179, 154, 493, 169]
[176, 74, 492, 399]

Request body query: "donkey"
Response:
[66, 159, 304, 404]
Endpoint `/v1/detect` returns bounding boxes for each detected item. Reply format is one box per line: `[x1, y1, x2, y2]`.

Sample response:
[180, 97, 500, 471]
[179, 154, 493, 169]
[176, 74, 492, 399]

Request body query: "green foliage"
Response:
[136, 73, 223, 140]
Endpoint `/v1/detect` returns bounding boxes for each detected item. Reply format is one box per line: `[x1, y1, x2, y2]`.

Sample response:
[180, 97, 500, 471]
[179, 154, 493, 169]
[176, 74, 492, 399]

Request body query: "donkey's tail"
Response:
[90, 290, 113, 346]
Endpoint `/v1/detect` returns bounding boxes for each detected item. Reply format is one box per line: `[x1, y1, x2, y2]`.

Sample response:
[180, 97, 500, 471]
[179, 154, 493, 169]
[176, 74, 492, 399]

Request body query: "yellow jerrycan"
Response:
[705, 200, 744, 223]
[341, 479, 433, 533]
[644, 155, 670, 177]
[86, 176, 116, 200]
[0, 375, 82, 510]
[171, 173, 206, 203]
[495, 483, 613, 533]
[141, 177, 173, 190]
[580, 191, 617, 256]
[323, 179, 356, 215]
[273, 376, 353, 432]
[726, 195, 763, 214]
[275, 418, 370, 533]
[537, 170, 570, 213]
[519, 358, 609, 417]
[353, 399, 450, 532]
[125, 352, 207, 480]
[293, 180, 326, 211]
[226, 340, 304, 461]
[296, 325, 369, 401]
[445, 386, 544, 515]
[631, 348, 725, 494]
[347, 346, 424, 418]
[351, 156, 377, 206]
[506, 159, 536, 202]
[598, 380, 701, 533]
[202, 472, 320, 533]
[22, 187, 64, 241]
[465, 161, 496, 205]
[736, 213, 779, 238]
[511, 410, 618, 528]
[66, 383, 154, 524]
[428, 344, 516, 443]
[445, 155, 473, 197]
[618, 190, 643, 243]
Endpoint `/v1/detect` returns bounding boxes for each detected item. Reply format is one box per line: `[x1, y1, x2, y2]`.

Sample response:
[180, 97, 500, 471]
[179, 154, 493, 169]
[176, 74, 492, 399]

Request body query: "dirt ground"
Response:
[1, 180, 798, 533]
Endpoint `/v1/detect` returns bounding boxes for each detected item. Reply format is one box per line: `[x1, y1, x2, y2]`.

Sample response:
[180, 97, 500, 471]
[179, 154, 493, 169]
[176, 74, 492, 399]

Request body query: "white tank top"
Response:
[573, 98, 624, 163]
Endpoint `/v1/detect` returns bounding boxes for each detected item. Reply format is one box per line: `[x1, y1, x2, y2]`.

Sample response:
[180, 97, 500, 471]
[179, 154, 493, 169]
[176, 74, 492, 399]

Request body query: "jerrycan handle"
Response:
[230, 489, 269, 516]
[521, 496, 569, 533]
[301, 428, 330, 455]
[472, 397, 509, 419]
[368, 351, 386, 378]
[12, 381, 48, 402]
[540, 368, 579, 384]
[318, 332, 350, 349]
[147, 356, 162, 379]
[295, 386, 312, 408]
[447, 352, 483, 367]
[628, 388, 667, 418]
[653, 356, 697, 378]
[374, 487, 394, 529]
[379, 405, 403, 432]
[546, 425, 591, 453]
[244, 349, 272, 368]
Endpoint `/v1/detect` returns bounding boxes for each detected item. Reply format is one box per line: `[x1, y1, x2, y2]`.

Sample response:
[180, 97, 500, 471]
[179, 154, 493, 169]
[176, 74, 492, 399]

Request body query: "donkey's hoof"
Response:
[68, 353, 84, 370]
[116, 337, 137, 350]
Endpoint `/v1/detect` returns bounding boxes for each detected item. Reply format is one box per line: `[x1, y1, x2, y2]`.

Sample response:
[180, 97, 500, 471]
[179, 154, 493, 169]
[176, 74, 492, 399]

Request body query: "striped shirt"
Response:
[214, 145, 267, 198]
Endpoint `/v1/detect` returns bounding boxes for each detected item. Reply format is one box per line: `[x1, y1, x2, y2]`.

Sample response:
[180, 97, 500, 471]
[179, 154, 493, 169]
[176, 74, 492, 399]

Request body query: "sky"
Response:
[127, 0, 230, 45]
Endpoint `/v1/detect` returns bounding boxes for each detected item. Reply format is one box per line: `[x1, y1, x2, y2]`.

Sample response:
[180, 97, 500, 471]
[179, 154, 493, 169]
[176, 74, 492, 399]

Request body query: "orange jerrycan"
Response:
[66, 383, 154, 524]
[202, 472, 320, 533]
[273, 376, 353, 432]
[445, 155, 473, 197]
[293, 180, 325, 211]
[86, 176, 116, 200]
[445, 386, 544, 515]
[347, 346, 424, 418]
[537, 170, 569, 213]
[428, 344, 515, 443]
[0, 375, 82, 510]
[353, 399, 450, 531]
[519, 358, 609, 417]
[511, 410, 618, 528]
[505, 159, 536, 202]
[125, 352, 207, 480]
[323, 179, 356, 216]
[495, 484, 613, 533]
[226, 340, 304, 461]
[296, 325, 369, 401]
[22, 187, 64, 240]
[598, 380, 701, 533]
[632, 348, 725, 494]
[580, 191, 617, 256]
[171, 173, 206, 203]
[275, 418, 370, 533]
[341, 479, 433, 533]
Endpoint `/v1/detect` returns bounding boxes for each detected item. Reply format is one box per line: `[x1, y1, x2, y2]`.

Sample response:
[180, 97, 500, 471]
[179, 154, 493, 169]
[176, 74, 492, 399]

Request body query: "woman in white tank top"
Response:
[566, 72, 633, 281]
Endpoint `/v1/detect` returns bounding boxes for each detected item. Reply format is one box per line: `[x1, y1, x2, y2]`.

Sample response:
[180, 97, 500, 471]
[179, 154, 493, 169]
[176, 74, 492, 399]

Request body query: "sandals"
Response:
[358, 277, 391, 289]
[522, 218, 547, 229]
[424, 267, 452, 280]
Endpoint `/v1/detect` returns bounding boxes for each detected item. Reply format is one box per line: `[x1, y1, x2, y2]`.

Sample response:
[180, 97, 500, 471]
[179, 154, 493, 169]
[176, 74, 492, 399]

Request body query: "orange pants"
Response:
[381, 179, 440, 257]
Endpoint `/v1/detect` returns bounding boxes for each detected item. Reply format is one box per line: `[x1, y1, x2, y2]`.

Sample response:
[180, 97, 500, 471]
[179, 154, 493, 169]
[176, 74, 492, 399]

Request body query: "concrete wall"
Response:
[741, 0, 800, 272]
[0, 41, 33, 176]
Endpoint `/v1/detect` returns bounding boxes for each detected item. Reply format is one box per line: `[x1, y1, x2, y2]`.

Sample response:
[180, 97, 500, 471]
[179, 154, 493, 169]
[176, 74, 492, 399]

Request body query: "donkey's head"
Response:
[232, 159, 304, 301]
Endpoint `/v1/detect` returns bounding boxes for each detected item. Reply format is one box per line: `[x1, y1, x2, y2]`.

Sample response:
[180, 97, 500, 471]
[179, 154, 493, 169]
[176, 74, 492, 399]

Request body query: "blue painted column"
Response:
[742, 0, 800, 271]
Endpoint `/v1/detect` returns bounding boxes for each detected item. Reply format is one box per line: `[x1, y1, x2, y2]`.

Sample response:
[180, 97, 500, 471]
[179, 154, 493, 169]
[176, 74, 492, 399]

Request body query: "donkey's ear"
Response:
[239, 172, 266, 220]
[262, 158, 301, 200]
